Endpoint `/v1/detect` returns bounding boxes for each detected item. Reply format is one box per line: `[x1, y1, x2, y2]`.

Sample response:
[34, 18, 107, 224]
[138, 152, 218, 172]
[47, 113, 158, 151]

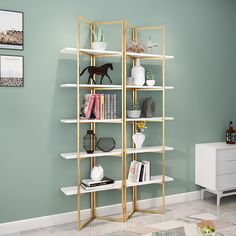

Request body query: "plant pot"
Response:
[132, 132, 145, 149]
[92, 42, 107, 51]
[127, 110, 141, 118]
[90, 165, 104, 181]
[146, 80, 155, 86]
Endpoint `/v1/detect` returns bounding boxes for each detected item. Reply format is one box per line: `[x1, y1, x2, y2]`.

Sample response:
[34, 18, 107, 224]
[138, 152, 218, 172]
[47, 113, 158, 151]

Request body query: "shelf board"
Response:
[60, 146, 174, 160]
[60, 119, 122, 124]
[126, 117, 174, 122]
[60, 48, 122, 57]
[61, 117, 173, 124]
[126, 52, 174, 60]
[60, 48, 174, 60]
[61, 175, 174, 195]
[61, 84, 122, 90]
[126, 85, 174, 90]
[61, 84, 174, 91]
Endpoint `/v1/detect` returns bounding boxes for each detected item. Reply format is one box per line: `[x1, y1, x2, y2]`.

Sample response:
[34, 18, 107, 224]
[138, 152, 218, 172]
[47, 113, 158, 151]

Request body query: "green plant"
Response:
[91, 26, 105, 42]
[146, 68, 155, 80]
[129, 102, 140, 110]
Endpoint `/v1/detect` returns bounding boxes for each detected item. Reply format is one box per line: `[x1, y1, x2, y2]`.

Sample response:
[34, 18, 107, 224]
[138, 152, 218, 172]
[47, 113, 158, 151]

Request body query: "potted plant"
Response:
[127, 103, 141, 118]
[132, 121, 147, 149]
[91, 26, 107, 51]
[146, 68, 156, 86]
[197, 221, 216, 236]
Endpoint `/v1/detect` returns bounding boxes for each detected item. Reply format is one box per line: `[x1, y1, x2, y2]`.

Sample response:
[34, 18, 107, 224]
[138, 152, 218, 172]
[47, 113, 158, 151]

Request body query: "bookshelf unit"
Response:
[60, 16, 174, 230]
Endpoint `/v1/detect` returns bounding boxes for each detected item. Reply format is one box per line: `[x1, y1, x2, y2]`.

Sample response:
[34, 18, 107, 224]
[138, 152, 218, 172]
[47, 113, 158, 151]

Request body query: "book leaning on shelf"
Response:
[81, 177, 115, 190]
[80, 93, 117, 120]
[128, 160, 151, 183]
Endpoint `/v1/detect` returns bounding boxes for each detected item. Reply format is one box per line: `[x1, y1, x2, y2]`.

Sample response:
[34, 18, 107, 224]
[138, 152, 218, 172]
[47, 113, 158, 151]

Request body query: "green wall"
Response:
[0, 0, 236, 223]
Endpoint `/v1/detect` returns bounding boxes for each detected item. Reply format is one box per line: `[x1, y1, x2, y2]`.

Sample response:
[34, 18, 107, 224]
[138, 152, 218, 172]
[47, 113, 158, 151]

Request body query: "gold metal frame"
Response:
[76, 16, 167, 230]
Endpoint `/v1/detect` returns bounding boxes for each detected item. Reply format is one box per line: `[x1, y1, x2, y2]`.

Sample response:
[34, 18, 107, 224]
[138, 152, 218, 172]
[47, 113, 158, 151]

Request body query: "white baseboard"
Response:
[0, 190, 200, 235]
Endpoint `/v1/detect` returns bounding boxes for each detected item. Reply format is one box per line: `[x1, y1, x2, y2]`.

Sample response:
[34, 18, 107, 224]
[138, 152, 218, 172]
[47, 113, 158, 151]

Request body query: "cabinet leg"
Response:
[200, 189, 206, 200]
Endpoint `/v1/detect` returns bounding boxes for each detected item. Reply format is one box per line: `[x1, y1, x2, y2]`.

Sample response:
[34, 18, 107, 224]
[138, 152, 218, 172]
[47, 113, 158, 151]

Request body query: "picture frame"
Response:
[0, 9, 24, 50]
[0, 55, 24, 87]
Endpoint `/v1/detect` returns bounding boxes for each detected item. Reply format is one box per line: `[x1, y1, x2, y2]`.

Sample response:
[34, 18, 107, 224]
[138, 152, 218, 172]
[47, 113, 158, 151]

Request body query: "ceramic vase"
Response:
[90, 165, 104, 181]
[131, 59, 145, 86]
[92, 42, 107, 51]
[132, 131, 145, 149]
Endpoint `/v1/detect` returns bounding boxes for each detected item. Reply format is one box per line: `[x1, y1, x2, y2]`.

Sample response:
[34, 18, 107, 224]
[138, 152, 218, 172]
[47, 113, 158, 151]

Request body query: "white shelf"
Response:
[126, 52, 174, 60]
[60, 146, 174, 160]
[126, 85, 174, 90]
[61, 117, 173, 124]
[61, 175, 174, 195]
[61, 149, 122, 159]
[126, 146, 174, 154]
[61, 84, 122, 90]
[60, 119, 122, 124]
[60, 47, 122, 56]
[126, 117, 174, 122]
[61, 84, 173, 90]
[60, 48, 174, 60]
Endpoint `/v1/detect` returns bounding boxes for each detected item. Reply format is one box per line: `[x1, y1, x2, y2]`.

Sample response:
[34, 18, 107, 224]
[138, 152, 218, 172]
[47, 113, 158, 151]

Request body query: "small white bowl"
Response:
[127, 110, 141, 118]
[146, 80, 155, 86]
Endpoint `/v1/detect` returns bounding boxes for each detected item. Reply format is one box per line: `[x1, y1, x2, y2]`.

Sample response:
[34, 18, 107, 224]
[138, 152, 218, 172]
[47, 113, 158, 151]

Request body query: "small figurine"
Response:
[146, 36, 158, 54]
[80, 63, 113, 84]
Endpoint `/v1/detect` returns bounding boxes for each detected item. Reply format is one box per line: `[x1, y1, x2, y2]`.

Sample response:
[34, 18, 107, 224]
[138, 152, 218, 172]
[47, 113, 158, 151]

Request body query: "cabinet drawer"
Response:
[217, 148, 236, 175]
[217, 173, 236, 189]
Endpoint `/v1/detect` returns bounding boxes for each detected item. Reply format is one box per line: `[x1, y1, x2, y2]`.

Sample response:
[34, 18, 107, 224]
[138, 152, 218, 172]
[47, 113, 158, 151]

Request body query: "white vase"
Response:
[92, 42, 107, 51]
[90, 165, 104, 181]
[131, 59, 145, 86]
[132, 132, 145, 149]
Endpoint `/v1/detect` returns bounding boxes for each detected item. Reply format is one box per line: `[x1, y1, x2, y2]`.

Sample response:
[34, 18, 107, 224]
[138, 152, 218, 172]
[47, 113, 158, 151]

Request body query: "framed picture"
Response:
[0, 9, 24, 50]
[0, 55, 24, 87]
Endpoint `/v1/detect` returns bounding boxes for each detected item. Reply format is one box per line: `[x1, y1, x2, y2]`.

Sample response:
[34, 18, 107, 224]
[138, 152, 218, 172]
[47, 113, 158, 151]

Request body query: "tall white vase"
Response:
[132, 132, 145, 149]
[131, 59, 145, 86]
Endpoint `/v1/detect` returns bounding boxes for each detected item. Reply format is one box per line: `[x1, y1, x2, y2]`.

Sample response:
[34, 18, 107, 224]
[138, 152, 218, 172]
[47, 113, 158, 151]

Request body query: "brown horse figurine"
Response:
[80, 63, 113, 84]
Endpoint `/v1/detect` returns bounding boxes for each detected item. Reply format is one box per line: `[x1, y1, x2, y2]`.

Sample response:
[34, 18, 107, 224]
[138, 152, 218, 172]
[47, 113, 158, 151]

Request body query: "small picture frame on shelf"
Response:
[0, 55, 24, 87]
[0, 9, 24, 50]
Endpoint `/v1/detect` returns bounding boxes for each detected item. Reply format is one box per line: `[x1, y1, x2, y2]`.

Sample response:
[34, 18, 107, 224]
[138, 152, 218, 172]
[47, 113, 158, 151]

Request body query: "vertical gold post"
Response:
[90, 23, 96, 219]
[132, 28, 138, 211]
[121, 20, 127, 222]
[76, 16, 81, 230]
[162, 27, 166, 212]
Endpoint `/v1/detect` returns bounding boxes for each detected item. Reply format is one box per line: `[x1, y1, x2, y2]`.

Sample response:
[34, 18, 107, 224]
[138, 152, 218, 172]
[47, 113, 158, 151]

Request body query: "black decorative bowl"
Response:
[97, 137, 116, 152]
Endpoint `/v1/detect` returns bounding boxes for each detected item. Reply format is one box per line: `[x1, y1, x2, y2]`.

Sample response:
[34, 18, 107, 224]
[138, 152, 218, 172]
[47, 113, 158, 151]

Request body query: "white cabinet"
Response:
[195, 142, 236, 206]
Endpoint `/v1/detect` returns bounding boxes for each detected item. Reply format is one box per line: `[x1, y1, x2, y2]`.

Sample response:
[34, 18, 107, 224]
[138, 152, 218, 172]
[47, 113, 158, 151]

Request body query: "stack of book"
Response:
[128, 160, 151, 183]
[80, 94, 117, 120]
[81, 177, 115, 191]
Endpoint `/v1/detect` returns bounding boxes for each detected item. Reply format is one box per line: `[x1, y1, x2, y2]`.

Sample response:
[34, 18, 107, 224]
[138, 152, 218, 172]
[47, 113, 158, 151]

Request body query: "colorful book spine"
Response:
[128, 161, 137, 182]
[113, 94, 117, 119]
[110, 94, 114, 119]
[107, 94, 111, 119]
[100, 94, 104, 120]
[104, 94, 108, 119]
[95, 94, 100, 119]
[85, 94, 95, 119]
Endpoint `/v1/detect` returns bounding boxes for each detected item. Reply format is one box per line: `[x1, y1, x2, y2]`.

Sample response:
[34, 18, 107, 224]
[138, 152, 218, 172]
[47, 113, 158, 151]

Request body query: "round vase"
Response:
[132, 132, 145, 149]
[92, 42, 107, 51]
[131, 59, 145, 86]
[90, 165, 104, 181]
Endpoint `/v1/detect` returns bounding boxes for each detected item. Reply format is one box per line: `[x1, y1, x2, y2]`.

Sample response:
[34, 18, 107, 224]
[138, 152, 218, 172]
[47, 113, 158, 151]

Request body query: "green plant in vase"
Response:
[127, 102, 141, 118]
[146, 68, 156, 86]
[91, 26, 107, 51]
